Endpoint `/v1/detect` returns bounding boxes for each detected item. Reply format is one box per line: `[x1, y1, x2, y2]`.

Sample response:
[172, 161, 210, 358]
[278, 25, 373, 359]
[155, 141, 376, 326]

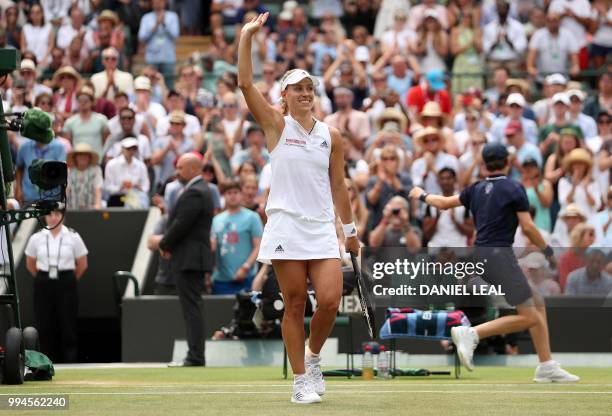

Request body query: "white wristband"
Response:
[342, 222, 358, 238]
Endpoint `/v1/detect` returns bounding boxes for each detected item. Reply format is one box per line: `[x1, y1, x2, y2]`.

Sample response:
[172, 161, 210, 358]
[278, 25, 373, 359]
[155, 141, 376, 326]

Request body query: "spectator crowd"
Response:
[1, 0, 611, 297]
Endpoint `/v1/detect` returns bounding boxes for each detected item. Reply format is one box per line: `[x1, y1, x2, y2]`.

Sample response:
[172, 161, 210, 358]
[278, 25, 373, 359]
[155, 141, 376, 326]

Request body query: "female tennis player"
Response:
[238, 13, 360, 404]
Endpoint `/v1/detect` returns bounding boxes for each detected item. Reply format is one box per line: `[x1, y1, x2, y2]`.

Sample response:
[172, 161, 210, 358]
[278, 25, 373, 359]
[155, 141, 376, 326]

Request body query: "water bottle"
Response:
[362, 345, 374, 380]
[377, 345, 390, 379]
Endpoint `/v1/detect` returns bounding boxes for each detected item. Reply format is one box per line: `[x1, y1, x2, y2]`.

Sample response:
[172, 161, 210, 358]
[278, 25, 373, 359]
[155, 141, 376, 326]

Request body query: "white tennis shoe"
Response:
[291, 374, 321, 404]
[305, 352, 325, 396]
[451, 326, 479, 372]
[533, 361, 580, 383]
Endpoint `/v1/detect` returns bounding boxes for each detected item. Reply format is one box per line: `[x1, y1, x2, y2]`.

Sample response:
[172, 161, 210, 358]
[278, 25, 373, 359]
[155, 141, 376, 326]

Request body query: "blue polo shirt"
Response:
[459, 175, 529, 247]
[211, 208, 263, 283]
[16, 140, 66, 204]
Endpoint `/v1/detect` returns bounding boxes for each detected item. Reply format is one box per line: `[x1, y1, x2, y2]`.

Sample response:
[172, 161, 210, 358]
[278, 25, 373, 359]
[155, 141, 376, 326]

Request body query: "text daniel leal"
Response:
[373, 284, 505, 296]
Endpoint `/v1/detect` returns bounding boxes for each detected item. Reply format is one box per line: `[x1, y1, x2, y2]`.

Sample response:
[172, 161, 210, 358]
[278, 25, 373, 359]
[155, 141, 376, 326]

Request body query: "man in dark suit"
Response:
[159, 153, 214, 366]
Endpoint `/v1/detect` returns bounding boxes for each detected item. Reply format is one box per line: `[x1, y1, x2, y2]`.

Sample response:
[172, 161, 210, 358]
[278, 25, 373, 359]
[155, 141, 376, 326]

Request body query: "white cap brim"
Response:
[506, 93, 526, 107]
[281, 70, 320, 91]
[121, 138, 139, 148]
[545, 73, 567, 85]
[551, 93, 570, 106]
[566, 89, 585, 101]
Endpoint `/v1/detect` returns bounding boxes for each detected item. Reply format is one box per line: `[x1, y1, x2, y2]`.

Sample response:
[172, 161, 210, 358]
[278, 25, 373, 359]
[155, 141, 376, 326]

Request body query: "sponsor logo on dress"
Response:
[285, 138, 306, 147]
[320, 140, 328, 148]
[275, 245, 284, 253]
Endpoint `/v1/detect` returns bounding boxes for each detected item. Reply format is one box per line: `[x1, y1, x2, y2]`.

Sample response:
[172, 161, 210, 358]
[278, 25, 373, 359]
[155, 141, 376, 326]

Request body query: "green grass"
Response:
[0, 366, 610, 416]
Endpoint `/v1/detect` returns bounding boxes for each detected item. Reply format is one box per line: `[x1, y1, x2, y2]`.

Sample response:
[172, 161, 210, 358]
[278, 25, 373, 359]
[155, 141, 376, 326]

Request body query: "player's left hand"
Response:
[345, 236, 360, 255]
[159, 249, 171, 260]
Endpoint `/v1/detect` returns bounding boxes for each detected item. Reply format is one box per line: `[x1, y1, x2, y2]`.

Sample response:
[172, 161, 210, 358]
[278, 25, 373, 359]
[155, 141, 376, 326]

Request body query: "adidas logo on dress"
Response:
[320, 140, 328, 148]
[275, 245, 284, 253]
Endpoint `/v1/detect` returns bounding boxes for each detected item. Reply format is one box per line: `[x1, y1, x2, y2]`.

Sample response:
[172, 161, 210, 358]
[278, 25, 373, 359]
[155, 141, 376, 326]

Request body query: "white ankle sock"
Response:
[306, 346, 319, 358]
[469, 327, 480, 343]
[540, 360, 556, 367]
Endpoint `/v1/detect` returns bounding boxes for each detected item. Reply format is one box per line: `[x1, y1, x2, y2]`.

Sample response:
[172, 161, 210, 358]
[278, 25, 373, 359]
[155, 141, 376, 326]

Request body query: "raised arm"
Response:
[408, 186, 462, 210]
[237, 13, 284, 148]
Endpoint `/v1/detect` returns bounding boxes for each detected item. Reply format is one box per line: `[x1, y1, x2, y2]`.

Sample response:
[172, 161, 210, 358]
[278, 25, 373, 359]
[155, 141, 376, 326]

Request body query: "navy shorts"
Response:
[474, 247, 533, 306]
[591, 43, 612, 58]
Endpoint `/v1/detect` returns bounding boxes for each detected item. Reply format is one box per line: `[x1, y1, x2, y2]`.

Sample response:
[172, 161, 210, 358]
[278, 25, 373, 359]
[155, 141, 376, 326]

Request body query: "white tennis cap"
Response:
[121, 137, 139, 148]
[506, 93, 526, 107]
[545, 73, 567, 86]
[566, 89, 585, 101]
[551, 92, 570, 106]
[281, 69, 319, 91]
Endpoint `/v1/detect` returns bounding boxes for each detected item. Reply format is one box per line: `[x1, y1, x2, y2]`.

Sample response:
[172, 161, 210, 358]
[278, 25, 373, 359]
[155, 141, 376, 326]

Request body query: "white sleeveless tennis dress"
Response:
[257, 115, 340, 264]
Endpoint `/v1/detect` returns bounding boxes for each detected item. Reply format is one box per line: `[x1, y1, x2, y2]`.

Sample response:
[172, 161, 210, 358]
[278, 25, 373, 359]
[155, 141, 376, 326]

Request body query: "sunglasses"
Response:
[103, 56, 118, 61]
[222, 103, 237, 109]
[466, 117, 477, 122]
[170, 121, 184, 125]
[373, 77, 386, 82]
[181, 72, 194, 77]
[120, 115, 135, 120]
[38, 100, 51, 106]
[381, 156, 397, 161]
[423, 138, 440, 144]
[126, 146, 138, 151]
[598, 118, 610, 124]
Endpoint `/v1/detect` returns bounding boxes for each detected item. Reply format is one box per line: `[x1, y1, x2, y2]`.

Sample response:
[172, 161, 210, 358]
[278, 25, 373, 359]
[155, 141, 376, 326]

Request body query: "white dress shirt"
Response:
[56, 24, 96, 51]
[155, 113, 201, 139]
[411, 152, 459, 194]
[483, 18, 527, 61]
[548, 0, 591, 49]
[91, 70, 135, 99]
[104, 154, 150, 195]
[25, 225, 88, 272]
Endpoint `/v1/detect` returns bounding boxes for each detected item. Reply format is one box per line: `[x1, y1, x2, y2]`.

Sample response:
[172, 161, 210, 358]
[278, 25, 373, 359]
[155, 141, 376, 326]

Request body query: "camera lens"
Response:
[46, 165, 61, 179]
[391, 208, 401, 215]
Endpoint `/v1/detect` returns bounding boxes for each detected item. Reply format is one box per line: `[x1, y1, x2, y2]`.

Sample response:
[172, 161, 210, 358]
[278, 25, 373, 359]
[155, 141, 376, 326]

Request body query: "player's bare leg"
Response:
[307, 258, 343, 354]
[304, 258, 343, 396]
[272, 260, 321, 403]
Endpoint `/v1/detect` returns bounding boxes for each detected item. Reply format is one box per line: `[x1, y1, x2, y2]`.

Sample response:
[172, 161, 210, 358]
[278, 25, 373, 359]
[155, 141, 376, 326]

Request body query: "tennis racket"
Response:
[350, 253, 376, 339]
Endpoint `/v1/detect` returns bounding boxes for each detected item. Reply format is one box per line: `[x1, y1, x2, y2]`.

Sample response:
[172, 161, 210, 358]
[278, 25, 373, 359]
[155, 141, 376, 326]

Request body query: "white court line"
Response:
[0, 390, 610, 396]
[28, 383, 612, 388]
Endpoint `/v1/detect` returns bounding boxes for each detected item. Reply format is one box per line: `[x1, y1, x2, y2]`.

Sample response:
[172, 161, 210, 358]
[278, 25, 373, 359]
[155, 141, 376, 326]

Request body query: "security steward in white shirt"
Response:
[25, 210, 88, 363]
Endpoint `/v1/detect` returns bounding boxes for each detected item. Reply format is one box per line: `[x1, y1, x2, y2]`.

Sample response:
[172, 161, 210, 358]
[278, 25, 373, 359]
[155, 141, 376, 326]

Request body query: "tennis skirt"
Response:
[257, 210, 340, 265]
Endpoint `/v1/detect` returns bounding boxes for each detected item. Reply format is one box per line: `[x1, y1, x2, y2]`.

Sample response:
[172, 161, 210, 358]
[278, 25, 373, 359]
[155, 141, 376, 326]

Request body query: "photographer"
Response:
[369, 196, 421, 249]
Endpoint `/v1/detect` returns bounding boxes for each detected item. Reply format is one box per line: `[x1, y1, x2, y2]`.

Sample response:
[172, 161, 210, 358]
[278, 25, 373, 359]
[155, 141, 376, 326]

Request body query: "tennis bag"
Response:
[24, 350, 54, 381]
[379, 307, 471, 340]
